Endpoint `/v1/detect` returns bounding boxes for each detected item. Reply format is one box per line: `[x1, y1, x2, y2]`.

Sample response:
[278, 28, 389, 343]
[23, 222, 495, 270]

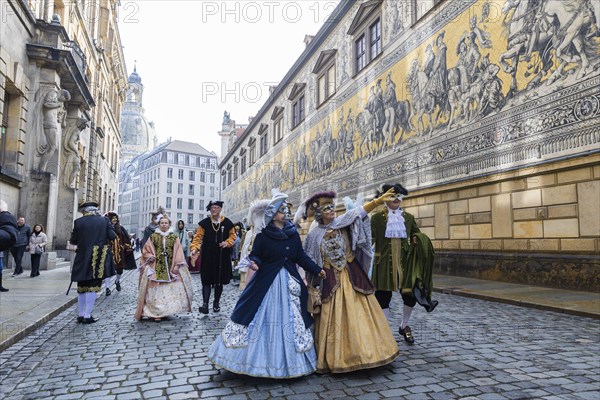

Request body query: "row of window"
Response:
[142, 168, 216, 184]
[222, 0, 442, 189]
[166, 152, 217, 169]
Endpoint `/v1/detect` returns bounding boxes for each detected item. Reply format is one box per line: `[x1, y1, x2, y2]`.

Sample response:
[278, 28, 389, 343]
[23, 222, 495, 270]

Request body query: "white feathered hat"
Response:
[247, 199, 270, 232]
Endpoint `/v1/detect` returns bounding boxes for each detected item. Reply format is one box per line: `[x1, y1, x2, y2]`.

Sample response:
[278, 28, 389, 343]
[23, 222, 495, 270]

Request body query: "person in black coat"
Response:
[69, 201, 116, 324]
[190, 201, 237, 314]
[10, 216, 31, 276]
[0, 200, 17, 292]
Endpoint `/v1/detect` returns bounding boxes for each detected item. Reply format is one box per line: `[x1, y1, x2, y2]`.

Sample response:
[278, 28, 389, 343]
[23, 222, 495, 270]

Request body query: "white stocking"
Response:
[84, 292, 96, 318]
[77, 293, 86, 317]
[401, 305, 413, 329]
[115, 274, 121, 283]
[104, 277, 111, 288]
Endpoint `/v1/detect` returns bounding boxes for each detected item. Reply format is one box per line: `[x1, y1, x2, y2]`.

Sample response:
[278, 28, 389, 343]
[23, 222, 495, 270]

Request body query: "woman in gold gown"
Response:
[298, 190, 399, 373]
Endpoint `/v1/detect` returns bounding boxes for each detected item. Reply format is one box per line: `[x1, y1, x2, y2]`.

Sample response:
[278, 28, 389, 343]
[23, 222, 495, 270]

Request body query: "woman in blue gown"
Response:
[208, 191, 326, 378]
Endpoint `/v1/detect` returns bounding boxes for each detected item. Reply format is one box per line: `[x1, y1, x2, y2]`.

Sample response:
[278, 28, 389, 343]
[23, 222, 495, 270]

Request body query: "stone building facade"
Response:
[0, 0, 127, 250]
[118, 140, 220, 238]
[220, 0, 600, 291]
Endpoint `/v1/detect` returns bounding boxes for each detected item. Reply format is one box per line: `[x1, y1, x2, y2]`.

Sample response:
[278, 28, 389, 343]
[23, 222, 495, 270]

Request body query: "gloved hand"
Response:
[363, 188, 396, 213]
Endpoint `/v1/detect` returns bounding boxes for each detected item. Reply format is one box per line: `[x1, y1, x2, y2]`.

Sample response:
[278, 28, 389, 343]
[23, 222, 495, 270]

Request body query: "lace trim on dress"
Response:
[288, 275, 314, 353]
[221, 320, 249, 348]
[385, 207, 407, 239]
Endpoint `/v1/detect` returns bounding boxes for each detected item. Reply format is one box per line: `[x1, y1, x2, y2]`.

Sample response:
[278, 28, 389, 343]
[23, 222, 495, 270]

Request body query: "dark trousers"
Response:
[30, 254, 41, 276]
[375, 290, 416, 309]
[9, 246, 26, 274]
[202, 284, 223, 305]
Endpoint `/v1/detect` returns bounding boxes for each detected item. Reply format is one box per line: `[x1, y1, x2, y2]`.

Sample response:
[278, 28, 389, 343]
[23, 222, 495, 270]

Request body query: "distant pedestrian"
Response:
[69, 201, 116, 324]
[10, 216, 31, 276]
[135, 237, 141, 251]
[141, 207, 165, 249]
[29, 224, 47, 278]
[190, 201, 236, 314]
[0, 200, 17, 292]
[176, 220, 191, 259]
[0, 200, 18, 253]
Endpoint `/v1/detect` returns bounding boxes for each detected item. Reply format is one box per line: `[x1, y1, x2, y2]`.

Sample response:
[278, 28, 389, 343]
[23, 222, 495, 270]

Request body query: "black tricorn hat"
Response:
[376, 183, 409, 198]
[78, 200, 99, 209]
[206, 200, 224, 211]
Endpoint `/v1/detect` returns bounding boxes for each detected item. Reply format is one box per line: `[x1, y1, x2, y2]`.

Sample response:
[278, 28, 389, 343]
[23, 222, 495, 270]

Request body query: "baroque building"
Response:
[0, 0, 127, 251]
[220, 0, 600, 291]
[118, 140, 220, 238]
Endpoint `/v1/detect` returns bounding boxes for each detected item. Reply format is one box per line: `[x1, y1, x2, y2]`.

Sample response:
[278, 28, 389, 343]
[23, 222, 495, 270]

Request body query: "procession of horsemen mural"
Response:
[225, 0, 600, 216]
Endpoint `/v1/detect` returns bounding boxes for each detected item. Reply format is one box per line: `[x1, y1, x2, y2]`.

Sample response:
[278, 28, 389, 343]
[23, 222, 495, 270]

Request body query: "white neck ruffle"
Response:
[385, 207, 407, 239]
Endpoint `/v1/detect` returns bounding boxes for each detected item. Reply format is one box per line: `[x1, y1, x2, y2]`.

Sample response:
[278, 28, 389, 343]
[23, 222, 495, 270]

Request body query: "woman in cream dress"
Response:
[135, 216, 193, 322]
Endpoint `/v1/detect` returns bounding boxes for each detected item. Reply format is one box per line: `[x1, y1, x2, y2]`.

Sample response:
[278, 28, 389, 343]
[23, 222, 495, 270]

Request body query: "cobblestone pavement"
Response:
[1, 272, 598, 400]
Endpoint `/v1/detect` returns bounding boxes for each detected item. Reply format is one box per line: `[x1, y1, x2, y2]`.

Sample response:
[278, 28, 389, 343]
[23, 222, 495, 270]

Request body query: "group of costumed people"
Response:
[207, 183, 437, 378]
[66, 182, 437, 378]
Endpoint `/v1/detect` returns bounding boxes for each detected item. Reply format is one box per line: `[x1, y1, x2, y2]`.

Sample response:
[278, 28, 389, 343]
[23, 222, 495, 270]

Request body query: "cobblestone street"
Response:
[1, 272, 598, 400]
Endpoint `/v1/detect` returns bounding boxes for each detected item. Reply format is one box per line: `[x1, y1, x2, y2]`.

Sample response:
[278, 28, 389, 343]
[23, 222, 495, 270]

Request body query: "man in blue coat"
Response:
[69, 201, 116, 324]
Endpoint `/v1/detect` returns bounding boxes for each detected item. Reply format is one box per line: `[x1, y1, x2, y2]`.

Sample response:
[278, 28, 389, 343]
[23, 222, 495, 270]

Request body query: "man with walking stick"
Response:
[190, 201, 236, 315]
[69, 201, 116, 324]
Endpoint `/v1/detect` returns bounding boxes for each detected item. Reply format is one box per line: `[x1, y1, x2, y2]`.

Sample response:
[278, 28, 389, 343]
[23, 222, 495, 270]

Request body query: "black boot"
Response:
[0, 273, 8, 292]
[200, 285, 211, 314]
[213, 284, 223, 312]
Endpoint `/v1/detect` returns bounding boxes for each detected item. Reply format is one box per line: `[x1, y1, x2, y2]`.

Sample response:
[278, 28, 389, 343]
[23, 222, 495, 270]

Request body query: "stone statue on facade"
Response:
[37, 88, 71, 171]
[63, 117, 88, 189]
[222, 111, 231, 125]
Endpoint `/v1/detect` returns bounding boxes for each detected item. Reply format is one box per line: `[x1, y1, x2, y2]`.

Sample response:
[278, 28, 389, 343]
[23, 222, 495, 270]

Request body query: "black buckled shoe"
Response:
[213, 303, 220, 313]
[199, 304, 209, 315]
[115, 282, 121, 291]
[106, 288, 111, 296]
[77, 316, 84, 324]
[82, 316, 99, 324]
[399, 325, 415, 344]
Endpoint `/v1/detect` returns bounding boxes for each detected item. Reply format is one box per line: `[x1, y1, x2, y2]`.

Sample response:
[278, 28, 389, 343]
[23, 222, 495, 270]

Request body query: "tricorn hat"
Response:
[376, 183, 409, 198]
[206, 200, 224, 211]
[78, 200, 99, 210]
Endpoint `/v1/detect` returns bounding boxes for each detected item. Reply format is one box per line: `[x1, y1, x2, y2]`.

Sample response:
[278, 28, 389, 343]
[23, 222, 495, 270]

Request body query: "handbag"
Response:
[34, 246, 43, 255]
[307, 275, 323, 314]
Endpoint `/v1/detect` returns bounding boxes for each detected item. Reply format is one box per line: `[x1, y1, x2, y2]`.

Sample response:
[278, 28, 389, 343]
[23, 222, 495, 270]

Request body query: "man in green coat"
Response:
[371, 183, 437, 344]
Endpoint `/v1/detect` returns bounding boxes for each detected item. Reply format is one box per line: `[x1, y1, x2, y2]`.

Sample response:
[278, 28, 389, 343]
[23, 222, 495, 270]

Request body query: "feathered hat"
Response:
[294, 191, 336, 224]
[264, 189, 289, 226]
[246, 199, 270, 231]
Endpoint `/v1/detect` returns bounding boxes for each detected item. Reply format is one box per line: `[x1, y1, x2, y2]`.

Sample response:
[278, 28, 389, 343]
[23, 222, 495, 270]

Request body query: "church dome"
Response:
[128, 67, 142, 84]
[120, 108, 156, 150]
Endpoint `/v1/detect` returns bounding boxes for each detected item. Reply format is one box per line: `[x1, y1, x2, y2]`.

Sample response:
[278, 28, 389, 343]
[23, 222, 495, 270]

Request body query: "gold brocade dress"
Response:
[314, 229, 399, 373]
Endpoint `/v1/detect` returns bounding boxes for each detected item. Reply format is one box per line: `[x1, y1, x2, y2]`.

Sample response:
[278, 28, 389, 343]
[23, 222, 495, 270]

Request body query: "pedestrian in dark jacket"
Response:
[10, 216, 31, 276]
[0, 200, 17, 292]
[69, 201, 116, 324]
[0, 200, 18, 252]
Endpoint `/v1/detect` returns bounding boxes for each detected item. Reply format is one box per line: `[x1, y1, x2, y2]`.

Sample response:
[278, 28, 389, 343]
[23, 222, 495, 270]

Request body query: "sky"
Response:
[117, 0, 340, 157]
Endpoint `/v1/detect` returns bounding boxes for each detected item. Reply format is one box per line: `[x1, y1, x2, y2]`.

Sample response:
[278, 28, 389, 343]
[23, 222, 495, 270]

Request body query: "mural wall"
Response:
[223, 0, 600, 231]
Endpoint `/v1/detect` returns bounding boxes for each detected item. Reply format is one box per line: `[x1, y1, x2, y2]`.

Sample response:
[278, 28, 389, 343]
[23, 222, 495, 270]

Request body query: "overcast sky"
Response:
[117, 0, 340, 157]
